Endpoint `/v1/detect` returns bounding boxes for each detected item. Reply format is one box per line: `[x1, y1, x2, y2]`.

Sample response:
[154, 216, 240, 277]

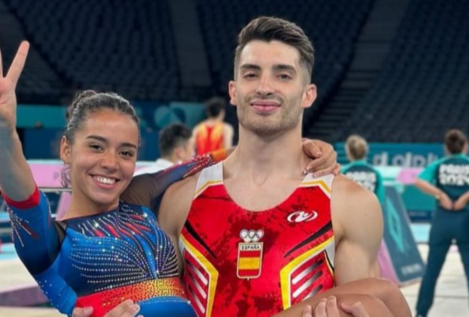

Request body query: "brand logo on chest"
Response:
[237, 229, 264, 279]
[287, 211, 318, 223]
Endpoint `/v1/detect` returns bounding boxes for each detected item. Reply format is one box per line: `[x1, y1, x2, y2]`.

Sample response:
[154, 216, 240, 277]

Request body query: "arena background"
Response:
[1, 0, 468, 316]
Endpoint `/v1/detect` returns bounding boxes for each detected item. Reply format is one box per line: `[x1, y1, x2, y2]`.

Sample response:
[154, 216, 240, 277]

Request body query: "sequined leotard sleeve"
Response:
[6, 188, 79, 314]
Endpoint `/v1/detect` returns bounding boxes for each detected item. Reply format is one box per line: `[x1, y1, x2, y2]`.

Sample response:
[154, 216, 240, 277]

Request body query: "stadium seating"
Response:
[333, 0, 469, 142]
[5, 0, 180, 102]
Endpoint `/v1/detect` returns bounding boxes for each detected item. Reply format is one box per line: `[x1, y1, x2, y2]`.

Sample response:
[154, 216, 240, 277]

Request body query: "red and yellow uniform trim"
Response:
[280, 237, 335, 309]
[181, 234, 219, 317]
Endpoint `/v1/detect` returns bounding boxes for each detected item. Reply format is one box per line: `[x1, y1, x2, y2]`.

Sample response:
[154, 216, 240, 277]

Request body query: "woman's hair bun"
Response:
[66, 90, 98, 121]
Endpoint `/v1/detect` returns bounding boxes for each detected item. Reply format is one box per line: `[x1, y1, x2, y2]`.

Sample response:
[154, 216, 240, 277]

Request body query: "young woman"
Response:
[0, 42, 339, 317]
[1, 43, 199, 316]
[342, 135, 385, 205]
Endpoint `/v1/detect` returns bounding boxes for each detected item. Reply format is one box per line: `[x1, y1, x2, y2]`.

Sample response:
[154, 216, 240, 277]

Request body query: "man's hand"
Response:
[341, 302, 370, 317]
[72, 300, 142, 317]
[312, 297, 371, 317]
[438, 193, 454, 210]
[301, 305, 313, 317]
[72, 307, 94, 317]
[313, 297, 341, 317]
[302, 139, 340, 177]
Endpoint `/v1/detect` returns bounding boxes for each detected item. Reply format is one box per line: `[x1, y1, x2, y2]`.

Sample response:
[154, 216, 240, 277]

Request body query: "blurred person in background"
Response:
[414, 129, 469, 317]
[193, 97, 234, 156]
[134, 123, 194, 176]
[342, 135, 385, 205]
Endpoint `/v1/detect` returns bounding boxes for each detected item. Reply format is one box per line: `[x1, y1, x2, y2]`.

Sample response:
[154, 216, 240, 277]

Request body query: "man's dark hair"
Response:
[205, 97, 226, 118]
[234, 16, 314, 79]
[158, 124, 192, 157]
[445, 129, 468, 154]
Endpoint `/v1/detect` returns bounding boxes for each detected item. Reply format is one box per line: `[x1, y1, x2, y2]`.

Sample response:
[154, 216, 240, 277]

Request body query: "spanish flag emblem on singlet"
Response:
[237, 229, 264, 279]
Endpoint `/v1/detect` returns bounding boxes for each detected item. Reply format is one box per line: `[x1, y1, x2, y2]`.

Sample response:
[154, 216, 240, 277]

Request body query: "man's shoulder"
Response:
[331, 175, 382, 245]
[193, 122, 205, 134]
[223, 122, 234, 131]
[165, 172, 200, 198]
[332, 175, 380, 209]
[332, 174, 367, 195]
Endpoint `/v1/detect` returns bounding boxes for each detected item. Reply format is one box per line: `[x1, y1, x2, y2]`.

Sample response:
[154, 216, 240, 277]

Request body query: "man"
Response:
[134, 123, 195, 176]
[157, 17, 410, 317]
[193, 97, 234, 156]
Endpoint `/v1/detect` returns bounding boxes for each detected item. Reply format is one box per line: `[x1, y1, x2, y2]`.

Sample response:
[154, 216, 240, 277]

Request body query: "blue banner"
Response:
[383, 186, 425, 283]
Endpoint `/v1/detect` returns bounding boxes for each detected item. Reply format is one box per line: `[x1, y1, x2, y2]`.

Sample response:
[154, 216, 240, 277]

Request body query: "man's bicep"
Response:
[158, 177, 196, 238]
[334, 233, 381, 285]
[334, 187, 383, 285]
[158, 185, 183, 238]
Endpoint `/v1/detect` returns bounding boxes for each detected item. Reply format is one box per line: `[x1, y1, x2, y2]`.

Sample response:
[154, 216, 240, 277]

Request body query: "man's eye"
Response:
[243, 73, 257, 79]
[90, 144, 103, 151]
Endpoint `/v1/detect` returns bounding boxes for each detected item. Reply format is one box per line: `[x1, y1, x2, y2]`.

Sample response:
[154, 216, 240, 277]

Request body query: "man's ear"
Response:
[228, 80, 237, 107]
[302, 84, 317, 109]
[60, 136, 71, 164]
[173, 146, 184, 161]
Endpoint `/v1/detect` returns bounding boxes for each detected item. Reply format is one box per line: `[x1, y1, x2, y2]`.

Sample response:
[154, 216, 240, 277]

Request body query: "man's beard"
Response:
[237, 96, 302, 137]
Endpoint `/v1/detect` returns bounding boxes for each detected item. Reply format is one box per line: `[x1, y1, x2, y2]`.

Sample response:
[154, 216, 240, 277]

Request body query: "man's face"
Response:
[181, 136, 196, 161]
[229, 40, 316, 137]
[174, 136, 195, 162]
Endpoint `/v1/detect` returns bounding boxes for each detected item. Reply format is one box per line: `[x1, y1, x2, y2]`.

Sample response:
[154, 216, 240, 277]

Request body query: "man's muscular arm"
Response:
[275, 176, 412, 317]
[158, 175, 198, 272]
[332, 175, 383, 285]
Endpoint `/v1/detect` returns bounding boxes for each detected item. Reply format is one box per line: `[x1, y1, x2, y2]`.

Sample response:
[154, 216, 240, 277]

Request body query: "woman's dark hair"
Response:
[205, 97, 226, 118]
[445, 129, 468, 154]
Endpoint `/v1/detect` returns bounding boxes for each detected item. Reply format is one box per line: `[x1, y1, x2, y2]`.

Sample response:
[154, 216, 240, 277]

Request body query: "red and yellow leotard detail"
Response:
[181, 163, 336, 317]
[195, 123, 224, 156]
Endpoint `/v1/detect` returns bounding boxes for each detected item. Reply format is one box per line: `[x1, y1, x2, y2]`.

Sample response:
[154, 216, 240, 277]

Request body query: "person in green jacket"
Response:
[342, 135, 385, 205]
[415, 129, 469, 317]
